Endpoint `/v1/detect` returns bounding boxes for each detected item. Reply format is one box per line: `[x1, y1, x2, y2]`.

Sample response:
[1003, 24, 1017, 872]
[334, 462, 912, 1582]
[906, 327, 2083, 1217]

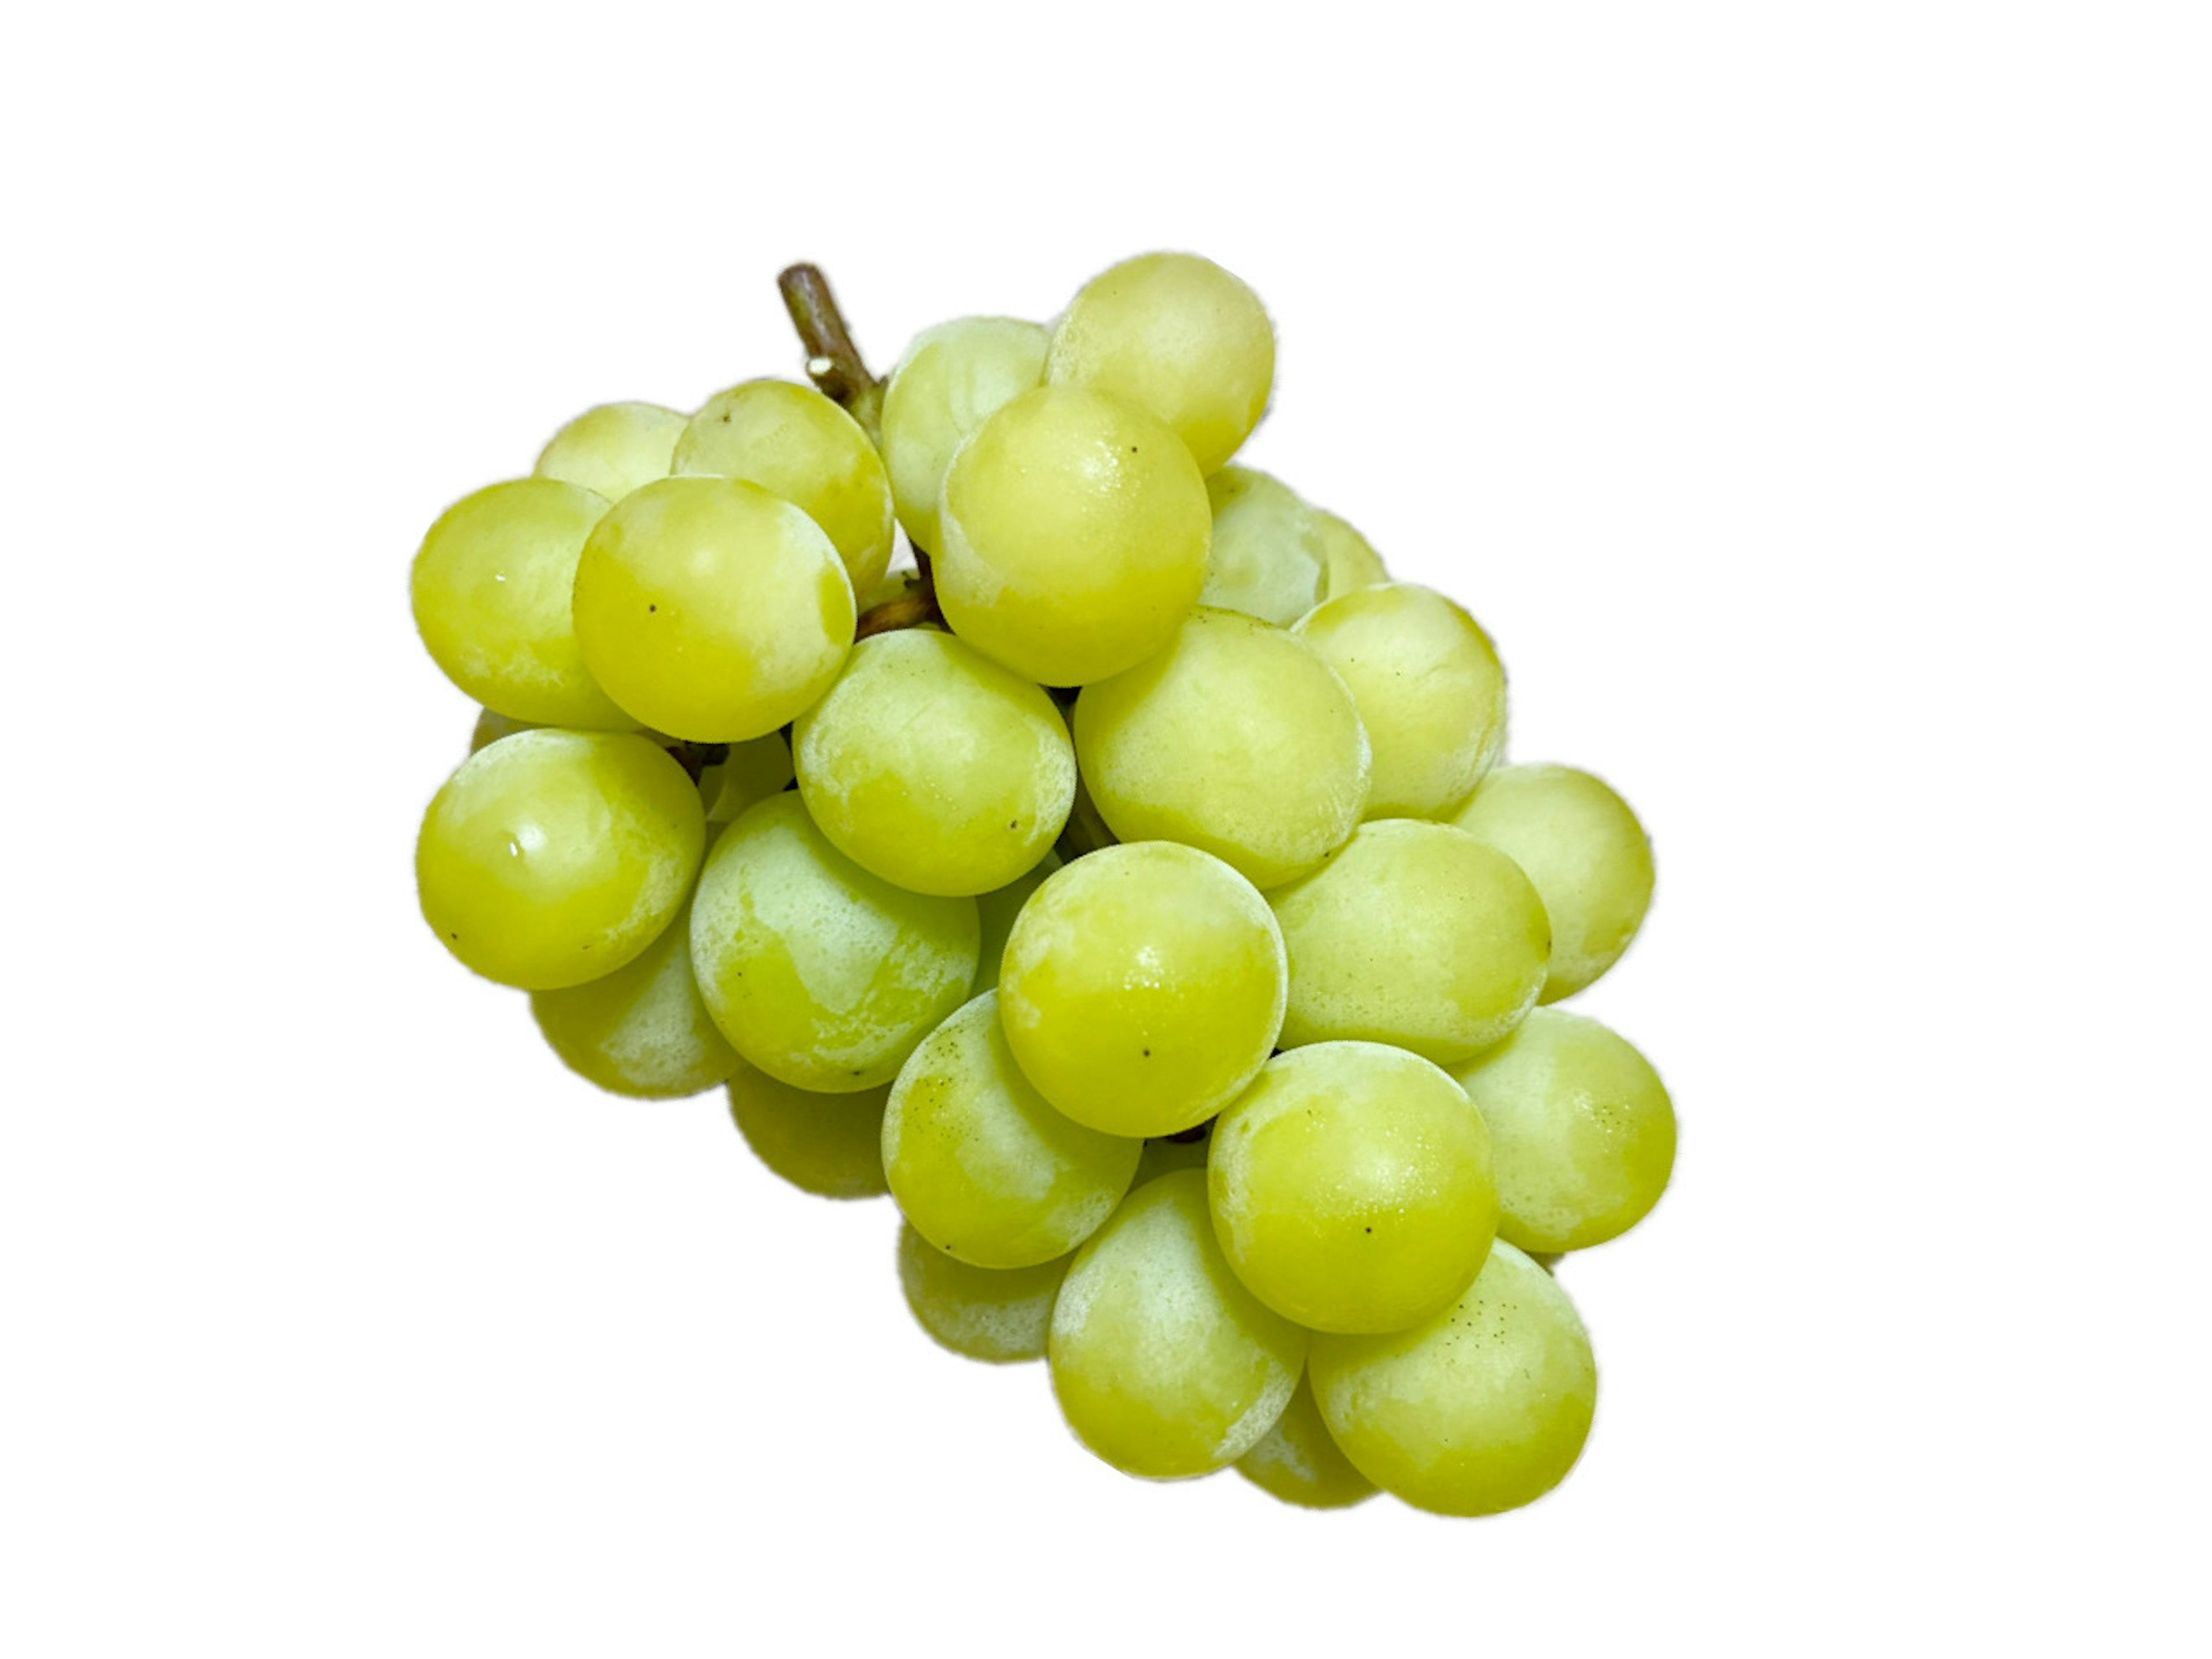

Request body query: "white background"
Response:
[5, 3, 2206, 1653]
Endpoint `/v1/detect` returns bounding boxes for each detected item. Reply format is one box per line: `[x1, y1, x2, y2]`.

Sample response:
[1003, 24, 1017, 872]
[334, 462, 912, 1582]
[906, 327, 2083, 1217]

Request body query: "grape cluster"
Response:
[411, 252, 1674, 1518]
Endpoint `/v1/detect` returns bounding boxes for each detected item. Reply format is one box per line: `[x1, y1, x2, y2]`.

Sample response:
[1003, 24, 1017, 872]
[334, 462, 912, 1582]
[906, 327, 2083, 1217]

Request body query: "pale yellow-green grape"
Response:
[1209, 1043, 1497, 1334]
[883, 993, 1140, 1268]
[1133, 1130, 1211, 1187]
[1270, 821, 1549, 1065]
[700, 733, 796, 824]
[674, 378, 896, 598]
[880, 316, 1050, 554]
[999, 843, 1286, 1137]
[1294, 584, 1508, 819]
[1310, 1240, 1596, 1517]
[1450, 764, 1655, 1002]
[973, 850, 1060, 994]
[529, 890, 739, 1098]
[726, 1060, 891, 1200]
[794, 630, 1077, 896]
[571, 476, 854, 742]
[1235, 1373, 1376, 1510]
[416, 729, 704, 990]
[533, 402, 687, 503]
[896, 1224, 1069, 1363]
[690, 793, 978, 1092]
[1074, 609, 1369, 889]
[1450, 1009, 1675, 1253]
[1046, 252, 1274, 475]
[411, 479, 633, 729]
[1199, 467, 1326, 626]
[468, 707, 536, 755]
[1314, 510, 1388, 601]
[937, 385, 1210, 686]
[1048, 1172, 1307, 1479]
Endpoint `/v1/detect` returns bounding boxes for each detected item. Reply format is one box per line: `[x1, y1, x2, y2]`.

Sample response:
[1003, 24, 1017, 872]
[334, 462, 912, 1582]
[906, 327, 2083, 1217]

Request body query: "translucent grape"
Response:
[1209, 1042, 1497, 1334]
[1313, 510, 1388, 600]
[794, 630, 1077, 896]
[468, 707, 536, 755]
[673, 378, 896, 597]
[1074, 608, 1370, 889]
[727, 1060, 891, 1200]
[1270, 820, 1549, 1065]
[1046, 252, 1274, 475]
[1199, 467, 1325, 626]
[879, 317, 1050, 554]
[1309, 1239, 1596, 1517]
[1449, 1009, 1676, 1253]
[883, 992, 1139, 1268]
[700, 733, 796, 824]
[689, 793, 978, 1093]
[937, 385, 1209, 687]
[529, 889, 738, 1098]
[1235, 1373, 1376, 1510]
[410, 479, 634, 729]
[415, 729, 704, 991]
[1048, 1171, 1307, 1480]
[999, 843, 1286, 1138]
[973, 850, 1060, 994]
[533, 401, 687, 503]
[571, 476, 854, 743]
[1132, 1130, 1211, 1188]
[1294, 584, 1507, 819]
[1449, 763, 1654, 1002]
[896, 1224, 1069, 1364]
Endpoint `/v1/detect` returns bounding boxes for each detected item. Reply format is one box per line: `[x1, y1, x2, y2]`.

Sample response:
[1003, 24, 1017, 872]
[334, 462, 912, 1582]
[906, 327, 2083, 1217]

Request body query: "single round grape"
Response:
[529, 890, 738, 1098]
[673, 378, 895, 598]
[1199, 467, 1326, 626]
[1074, 608, 1370, 889]
[690, 793, 978, 1093]
[1132, 1128, 1211, 1188]
[416, 729, 704, 990]
[700, 733, 796, 824]
[1294, 584, 1507, 819]
[794, 630, 1076, 896]
[973, 850, 1060, 995]
[1270, 820, 1549, 1065]
[411, 479, 633, 729]
[1313, 510, 1388, 600]
[1210, 1043, 1498, 1334]
[533, 401, 687, 503]
[937, 385, 1209, 687]
[1235, 1373, 1376, 1511]
[1310, 1239, 1596, 1517]
[468, 707, 537, 755]
[879, 317, 1050, 554]
[727, 1060, 891, 1200]
[1449, 763, 1654, 1002]
[571, 476, 853, 743]
[1046, 252, 1274, 475]
[1048, 1172, 1307, 1480]
[884, 992, 1138, 1268]
[1450, 1009, 1675, 1253]
[896, 1224, 1069, 1364]
[999, 843, 1286, 1138]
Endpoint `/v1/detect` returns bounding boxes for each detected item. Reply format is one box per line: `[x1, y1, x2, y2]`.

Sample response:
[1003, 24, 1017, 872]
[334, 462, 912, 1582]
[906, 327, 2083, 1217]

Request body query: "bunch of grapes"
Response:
[411, 252, 1673, 1518]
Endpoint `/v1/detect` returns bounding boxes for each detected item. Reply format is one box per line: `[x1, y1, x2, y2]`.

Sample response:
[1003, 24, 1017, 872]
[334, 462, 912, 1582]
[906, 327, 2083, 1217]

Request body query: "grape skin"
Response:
[1198, 467, 1328, 627]
[1313, 509, 1389, 601]
[972, 850, 1060, 995]
[1234, 1373, 1376, 1510]
[529, 889, 740, 1099]
[726, 1061, 892, 1200]
[533, 401, 687, 503]
[879, 317, 1050, 555]
[896, 1224, 1070, 1365]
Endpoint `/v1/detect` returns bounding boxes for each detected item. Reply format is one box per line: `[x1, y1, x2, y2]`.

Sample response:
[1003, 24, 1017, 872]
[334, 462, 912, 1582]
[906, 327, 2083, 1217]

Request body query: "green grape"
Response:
[727, 1059, 891, 1200]
[1313, 510, 1388, 600]
[1310, 1239, 1596, 1517]
[533, 401, 687, 503]
[571, 476, 854, 743]
[700, 733, 796, 824]
[880, 317, 1050, 554]
[673, 378, 895, 598]
[1293, 584, 1507, 819]
[1450, 1009, 1675, 1253]
[937, 385, 1210, 687]
[411, 479, 634, 729]
[1449, 764, 1654, 1002]
[896, 1224, 1069, 1364]
[1270, 820, 1549, 1065]
[1048, 1171, 1308, 1480]
[794, 630, 1077, 897]
[690, 793, 978, 1093]
[1074, 608, 1370, 889]
[1199, 467, 1326, 626]
[1046, 252, 1274, 475]
[999, 843, 1285, 1138]
[974, 850, 1060, 994]
[1235, 1373, 1376, 1510]
[883, 992, 1139, 1268]
[416, 729, 704, 991]
[468, 707, 537, 754]
[1209, 1043, 1497, 1334]
[528, 889, 738, 1098]
[1132, 1129, 1211, 1187]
